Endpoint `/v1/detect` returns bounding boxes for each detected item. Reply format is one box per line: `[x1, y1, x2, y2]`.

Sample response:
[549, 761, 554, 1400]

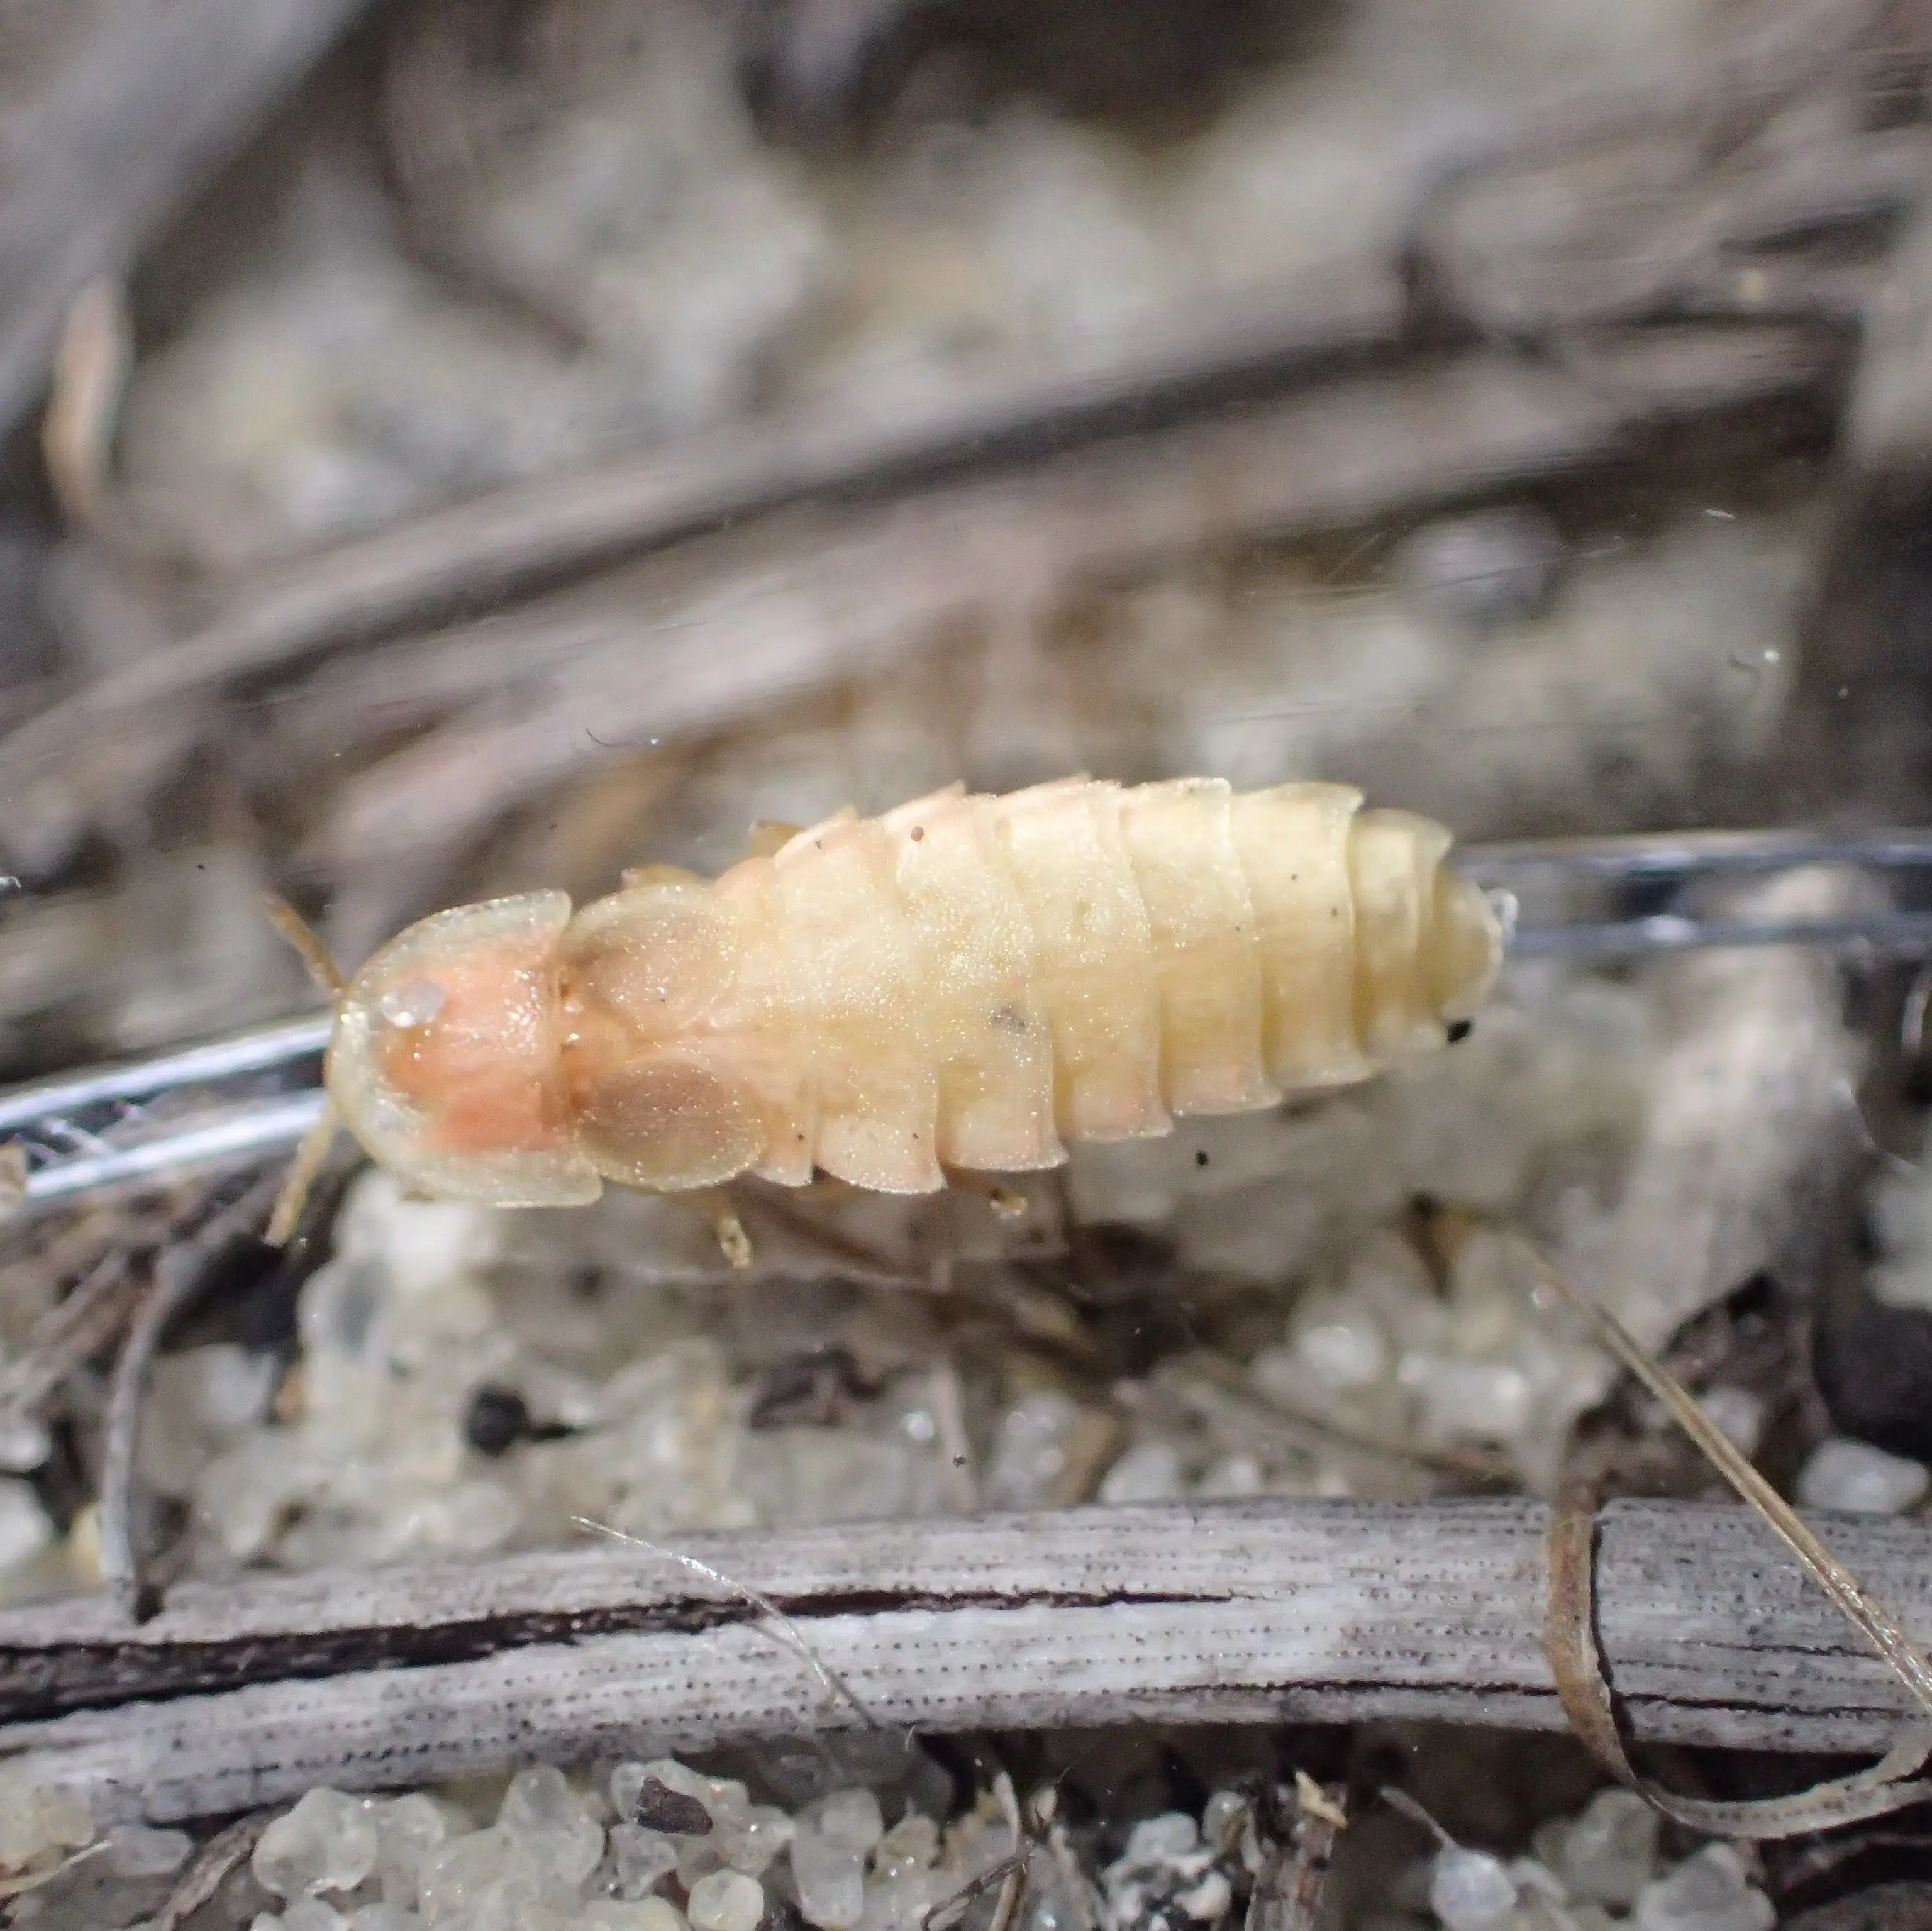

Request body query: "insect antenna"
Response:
[263, 894, 347, 999]
[261, 895, 347, 1246]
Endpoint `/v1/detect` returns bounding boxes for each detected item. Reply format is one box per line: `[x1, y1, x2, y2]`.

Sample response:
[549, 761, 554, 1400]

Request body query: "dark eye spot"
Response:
[1194, 1149, 1209, 1168]
[1446, 1019, 1474, 1044]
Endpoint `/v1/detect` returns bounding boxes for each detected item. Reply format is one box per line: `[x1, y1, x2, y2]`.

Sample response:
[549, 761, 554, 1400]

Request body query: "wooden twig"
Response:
[1548, 1486, 1932, 1839]
[0, 0, 381, 438]
[987, 1773, 1029, 1931]
[1, 1497, 1930, 1824]
[0, 1251, 138, 1434]
[150, 1808, 277, 1931]
[1242, 1779, 1343, 1931]
[130, 268, 1401, 682]
[0, 313, 1843, 893]
[923, 1851, 1028, 1931]
[96, 1172, 281, 1621]
[292, 319, 1843, 956]
[1404, 0, 1932, 343]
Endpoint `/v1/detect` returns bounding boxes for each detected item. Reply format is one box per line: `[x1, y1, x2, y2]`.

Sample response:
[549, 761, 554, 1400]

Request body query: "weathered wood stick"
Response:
[0, 1496, 1925, 1825]
[0, 318, 1845, 899]
[0, 0, 381, 436]
[126, 317, 1848, 703]
[109, 267, 1404, 690]
[297, 321, 1841, 952]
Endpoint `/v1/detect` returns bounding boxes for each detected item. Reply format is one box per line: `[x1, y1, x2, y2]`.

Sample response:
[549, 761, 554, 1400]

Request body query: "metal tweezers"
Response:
[4, 824, 1932, 1219]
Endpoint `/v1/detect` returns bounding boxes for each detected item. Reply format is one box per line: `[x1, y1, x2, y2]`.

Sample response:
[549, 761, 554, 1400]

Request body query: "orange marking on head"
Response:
[377, 941, 573, 1160]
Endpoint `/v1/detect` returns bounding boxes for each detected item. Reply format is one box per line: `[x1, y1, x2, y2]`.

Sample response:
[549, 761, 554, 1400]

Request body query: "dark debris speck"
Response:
[464, 1383, 533, 1458]
[633, 1776, 715, 1835]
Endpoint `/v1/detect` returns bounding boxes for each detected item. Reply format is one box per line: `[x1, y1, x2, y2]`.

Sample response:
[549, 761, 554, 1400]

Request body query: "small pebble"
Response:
[1123, 1813, 1198, 1868]
[349, 1906, 418, 1931]
[1177, 1871, 1233, 1922]
[713, 1802, 792, 1878]
[1796, 1437, 1930, 1515]
[1814, 1295, 1932, 1460]
[0, 1772, 94, 1871]
[1556, 1789, 1659, 1909]
[816, 1790, 882, 1852]
[791, 1818, 865, 1927]
[104, 1822, 192, 1878]
[1099, 1441, 1185, 1505]
[1635, 1845, 1773, 1931]
[1197, 1452, 1264, 1498]
[1696, 1388, 1765, 1461]
[343, 1178, 482, 1292]
[1431, 1847, 1518, 1931]
[0, 1480, 54, 1577]
[872, 1813, 940, 1883]
[612, 1822, 681, 1898]
[372, 1793, 455, 1908]
[1201, 1792, 1248, 1856]
[283, 1900, 350, 1931]
[1292, 1293, 1389, 1390]
[498, 1764, 604, 1888]
[580, 1903, 692, 1931]
[1407, 1359, 1533, 1447]
[253, 1789, 380, 1898]
[689, 1868, 765, 1931]
[416, 1827, 516, 1925]
[0, 1413, 50, 1476]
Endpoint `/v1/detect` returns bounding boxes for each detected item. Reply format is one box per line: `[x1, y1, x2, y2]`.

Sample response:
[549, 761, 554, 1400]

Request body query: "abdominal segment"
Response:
[562, 777, 1502, 1197]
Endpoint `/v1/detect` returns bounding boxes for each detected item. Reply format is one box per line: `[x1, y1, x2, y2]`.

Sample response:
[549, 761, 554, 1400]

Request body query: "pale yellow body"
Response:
[325, 777, 1503, 1207]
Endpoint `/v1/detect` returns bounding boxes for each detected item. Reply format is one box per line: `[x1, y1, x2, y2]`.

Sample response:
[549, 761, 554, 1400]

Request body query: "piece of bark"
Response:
[0, 1495, 1928, 1823]
[0, 0, 382, 439]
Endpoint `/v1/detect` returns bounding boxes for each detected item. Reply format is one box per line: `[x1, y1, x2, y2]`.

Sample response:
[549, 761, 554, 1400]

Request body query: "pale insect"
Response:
[267, 775, 1503, 1244]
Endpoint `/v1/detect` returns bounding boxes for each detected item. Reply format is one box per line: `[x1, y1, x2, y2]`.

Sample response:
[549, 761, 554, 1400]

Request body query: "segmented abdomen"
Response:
[731, 777, 1501, 1194]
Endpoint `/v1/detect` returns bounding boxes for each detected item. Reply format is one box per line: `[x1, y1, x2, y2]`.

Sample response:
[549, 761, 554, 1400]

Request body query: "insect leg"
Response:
[618, 863, 708, 890]
[677, 1185, 754, 1270]
[265, 1098, 340, 1248]
[745, 821, 804, 859]
[938, 1167, 1031, 1220]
